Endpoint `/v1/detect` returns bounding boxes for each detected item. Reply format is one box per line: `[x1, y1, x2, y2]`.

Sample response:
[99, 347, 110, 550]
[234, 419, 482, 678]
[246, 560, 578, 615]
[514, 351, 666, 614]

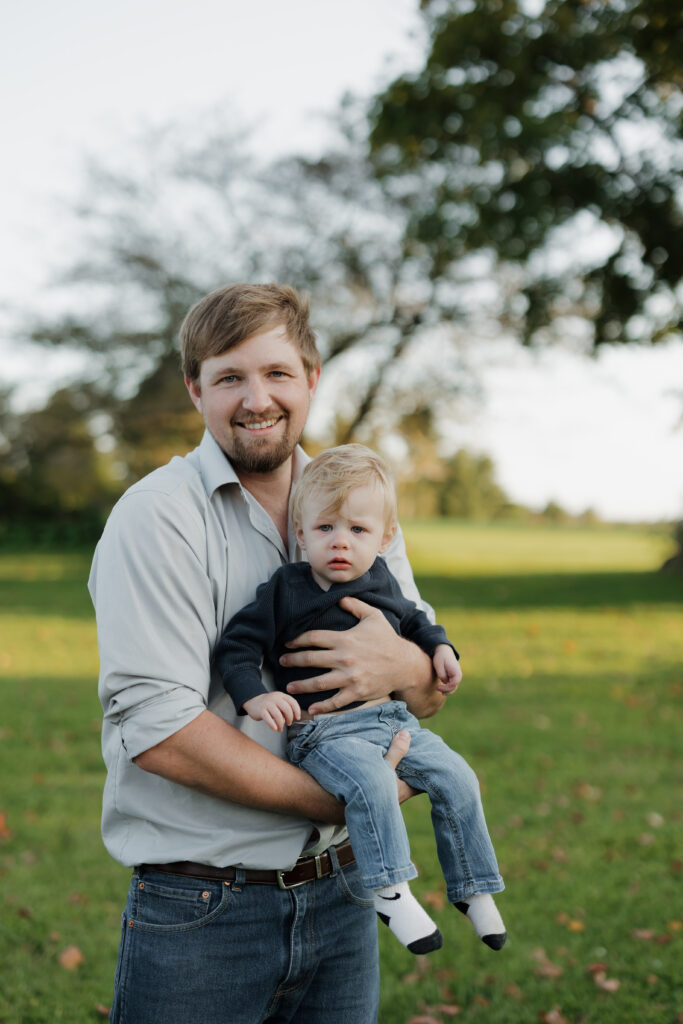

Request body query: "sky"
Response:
[1, 0, 682, 522]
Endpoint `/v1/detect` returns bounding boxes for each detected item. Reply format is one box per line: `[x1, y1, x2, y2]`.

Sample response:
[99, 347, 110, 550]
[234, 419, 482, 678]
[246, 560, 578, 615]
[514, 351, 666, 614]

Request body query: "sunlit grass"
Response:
[0, 526, 681, 1023]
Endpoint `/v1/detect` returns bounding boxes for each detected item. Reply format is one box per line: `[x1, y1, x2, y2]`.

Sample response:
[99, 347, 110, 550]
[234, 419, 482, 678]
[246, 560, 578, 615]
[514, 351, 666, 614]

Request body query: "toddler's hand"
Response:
[243, 692, 302, 732]
[433, 644, 462, 696]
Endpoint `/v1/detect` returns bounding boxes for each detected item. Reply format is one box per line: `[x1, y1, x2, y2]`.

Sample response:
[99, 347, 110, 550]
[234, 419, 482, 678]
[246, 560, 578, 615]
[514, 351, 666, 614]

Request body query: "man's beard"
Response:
[223, 423, 300, 475]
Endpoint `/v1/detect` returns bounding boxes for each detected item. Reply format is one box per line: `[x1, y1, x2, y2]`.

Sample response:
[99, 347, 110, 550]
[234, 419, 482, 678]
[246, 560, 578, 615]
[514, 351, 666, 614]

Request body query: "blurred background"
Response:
[1, 0, 682, 543]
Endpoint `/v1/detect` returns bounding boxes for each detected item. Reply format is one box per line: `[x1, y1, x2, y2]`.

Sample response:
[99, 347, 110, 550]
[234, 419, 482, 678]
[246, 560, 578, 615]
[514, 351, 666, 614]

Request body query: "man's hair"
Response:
[291, 444, 398, 533]
[180, 283, 321, 382]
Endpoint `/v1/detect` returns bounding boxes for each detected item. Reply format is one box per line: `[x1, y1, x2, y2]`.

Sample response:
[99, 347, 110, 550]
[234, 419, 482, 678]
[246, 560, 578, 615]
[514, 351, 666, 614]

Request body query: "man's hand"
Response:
[433, 643, 462, 695]
[242, 692, 301, 732]
[385, 729, 420, 805]
[281, 596, 429, 716]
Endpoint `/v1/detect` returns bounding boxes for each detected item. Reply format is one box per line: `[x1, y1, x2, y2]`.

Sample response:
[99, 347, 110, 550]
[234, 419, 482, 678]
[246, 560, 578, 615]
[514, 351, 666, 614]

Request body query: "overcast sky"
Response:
[2, 0, 681, 521]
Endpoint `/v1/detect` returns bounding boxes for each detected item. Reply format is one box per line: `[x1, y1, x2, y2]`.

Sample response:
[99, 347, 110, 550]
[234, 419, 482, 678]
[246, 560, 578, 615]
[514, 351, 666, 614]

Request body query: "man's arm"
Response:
[134, 709, 415, 817]
[135, 710, 345, 822]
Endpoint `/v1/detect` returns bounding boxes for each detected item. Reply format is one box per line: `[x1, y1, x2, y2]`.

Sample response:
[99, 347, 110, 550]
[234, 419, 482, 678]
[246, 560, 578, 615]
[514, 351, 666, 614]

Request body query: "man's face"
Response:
[186, 326, 320, 476]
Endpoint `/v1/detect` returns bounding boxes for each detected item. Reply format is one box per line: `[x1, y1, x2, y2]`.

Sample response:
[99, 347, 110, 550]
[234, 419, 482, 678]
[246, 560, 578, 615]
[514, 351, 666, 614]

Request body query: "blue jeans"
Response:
[109, 850, 379, 1023]
[287, 701, 503, 900]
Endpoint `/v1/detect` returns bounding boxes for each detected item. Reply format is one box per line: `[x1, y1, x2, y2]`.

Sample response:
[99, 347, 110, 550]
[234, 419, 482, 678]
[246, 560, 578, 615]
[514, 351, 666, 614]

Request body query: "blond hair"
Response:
[180, 282, 320, 383]
[292, 444, 397, 532]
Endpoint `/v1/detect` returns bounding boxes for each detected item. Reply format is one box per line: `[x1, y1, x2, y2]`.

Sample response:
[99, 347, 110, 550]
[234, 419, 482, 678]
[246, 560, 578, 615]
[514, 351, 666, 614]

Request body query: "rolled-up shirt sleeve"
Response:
[90, 483, 217, 761]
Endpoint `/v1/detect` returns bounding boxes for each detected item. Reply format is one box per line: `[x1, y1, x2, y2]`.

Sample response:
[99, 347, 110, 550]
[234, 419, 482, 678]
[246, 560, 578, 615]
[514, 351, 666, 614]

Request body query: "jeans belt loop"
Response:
[327, 843, 341, 877]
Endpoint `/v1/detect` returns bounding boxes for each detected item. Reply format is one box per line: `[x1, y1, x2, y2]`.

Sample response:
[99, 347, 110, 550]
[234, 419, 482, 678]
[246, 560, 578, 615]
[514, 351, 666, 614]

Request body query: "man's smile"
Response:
[235, 415, 284, 434]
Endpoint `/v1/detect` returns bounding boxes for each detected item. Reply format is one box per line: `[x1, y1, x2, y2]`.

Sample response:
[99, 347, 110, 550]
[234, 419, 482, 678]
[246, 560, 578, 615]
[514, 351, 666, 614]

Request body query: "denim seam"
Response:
[396, 763, 475, 891]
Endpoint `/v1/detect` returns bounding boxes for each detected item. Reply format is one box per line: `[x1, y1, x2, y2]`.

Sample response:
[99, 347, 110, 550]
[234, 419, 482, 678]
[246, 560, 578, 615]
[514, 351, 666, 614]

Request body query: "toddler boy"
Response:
[214, 444, 505, 955]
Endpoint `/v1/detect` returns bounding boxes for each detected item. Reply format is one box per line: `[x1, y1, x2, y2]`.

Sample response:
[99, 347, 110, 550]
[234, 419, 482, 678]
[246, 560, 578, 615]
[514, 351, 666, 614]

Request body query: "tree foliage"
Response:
[369, 0, 683, 349]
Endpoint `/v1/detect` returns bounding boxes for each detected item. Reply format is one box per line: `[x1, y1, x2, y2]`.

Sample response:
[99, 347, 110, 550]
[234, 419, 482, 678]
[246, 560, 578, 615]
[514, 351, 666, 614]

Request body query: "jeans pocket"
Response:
[131, 876, 231, 933]
[335, 862, 374, 908]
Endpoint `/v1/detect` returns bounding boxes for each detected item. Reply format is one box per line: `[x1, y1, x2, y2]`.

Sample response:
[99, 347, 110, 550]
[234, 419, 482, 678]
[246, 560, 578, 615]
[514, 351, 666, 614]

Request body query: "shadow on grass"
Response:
[0, 579, 94, 618]
[1, 569, 680, 620]
[416, 570, 683, 609]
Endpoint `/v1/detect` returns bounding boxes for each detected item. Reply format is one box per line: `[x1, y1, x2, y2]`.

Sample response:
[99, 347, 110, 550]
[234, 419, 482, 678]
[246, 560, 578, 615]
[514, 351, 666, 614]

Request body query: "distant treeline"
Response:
[1, 386, 616, 549]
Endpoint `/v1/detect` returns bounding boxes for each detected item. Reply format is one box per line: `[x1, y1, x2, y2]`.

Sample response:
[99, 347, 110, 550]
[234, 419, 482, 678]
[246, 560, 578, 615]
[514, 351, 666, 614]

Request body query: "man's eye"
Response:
[220, 375, 237, 384]
[270, 371, 286, 378]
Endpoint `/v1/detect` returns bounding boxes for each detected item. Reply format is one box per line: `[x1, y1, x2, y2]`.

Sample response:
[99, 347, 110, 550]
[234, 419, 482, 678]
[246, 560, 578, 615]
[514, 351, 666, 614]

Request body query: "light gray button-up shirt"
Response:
[89, 430, 433, 869]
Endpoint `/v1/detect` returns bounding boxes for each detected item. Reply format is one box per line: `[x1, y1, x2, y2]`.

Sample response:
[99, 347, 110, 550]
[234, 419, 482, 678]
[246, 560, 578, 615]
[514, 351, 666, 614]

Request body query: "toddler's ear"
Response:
[380, 523, 397, 553]
[296, 527, 306, 550]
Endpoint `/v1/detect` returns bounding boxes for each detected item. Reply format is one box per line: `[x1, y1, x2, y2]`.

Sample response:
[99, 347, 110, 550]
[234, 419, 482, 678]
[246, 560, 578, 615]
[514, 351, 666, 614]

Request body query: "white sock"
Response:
[374, 881, 442, 955]
[455, 893, 506, 950]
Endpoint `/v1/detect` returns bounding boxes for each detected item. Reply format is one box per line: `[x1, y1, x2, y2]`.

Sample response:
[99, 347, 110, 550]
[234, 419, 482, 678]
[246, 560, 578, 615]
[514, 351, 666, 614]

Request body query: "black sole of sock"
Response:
[483, 931, 507, 951]
[407, 928, 443, 955]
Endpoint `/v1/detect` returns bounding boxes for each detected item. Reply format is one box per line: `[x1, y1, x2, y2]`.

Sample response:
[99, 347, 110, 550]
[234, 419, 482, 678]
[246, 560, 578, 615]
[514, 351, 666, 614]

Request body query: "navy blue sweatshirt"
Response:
[214, 556, 457, 713]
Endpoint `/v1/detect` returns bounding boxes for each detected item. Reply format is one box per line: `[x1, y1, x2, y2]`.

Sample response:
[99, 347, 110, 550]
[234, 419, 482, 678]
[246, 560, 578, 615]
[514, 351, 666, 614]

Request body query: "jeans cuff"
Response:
[362, 864, 418, 890]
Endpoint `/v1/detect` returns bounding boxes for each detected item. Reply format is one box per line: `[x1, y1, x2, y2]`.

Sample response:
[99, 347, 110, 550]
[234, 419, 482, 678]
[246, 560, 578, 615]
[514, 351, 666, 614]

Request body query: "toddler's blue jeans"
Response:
[287, 700, 504, 900]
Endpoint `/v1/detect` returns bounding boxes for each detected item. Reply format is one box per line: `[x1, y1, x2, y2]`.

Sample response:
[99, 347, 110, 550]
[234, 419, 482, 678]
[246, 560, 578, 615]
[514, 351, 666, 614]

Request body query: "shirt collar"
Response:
[197, 429, 311, 500]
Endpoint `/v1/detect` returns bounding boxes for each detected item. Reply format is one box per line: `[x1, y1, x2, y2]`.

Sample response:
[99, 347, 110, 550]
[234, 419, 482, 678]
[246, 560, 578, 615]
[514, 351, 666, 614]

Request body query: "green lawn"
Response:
[0, 524, 681, 1023]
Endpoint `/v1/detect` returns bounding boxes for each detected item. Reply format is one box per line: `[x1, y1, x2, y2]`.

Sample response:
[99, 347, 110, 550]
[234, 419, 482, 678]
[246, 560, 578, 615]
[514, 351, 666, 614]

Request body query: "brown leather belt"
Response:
[138, 839, 355, 890]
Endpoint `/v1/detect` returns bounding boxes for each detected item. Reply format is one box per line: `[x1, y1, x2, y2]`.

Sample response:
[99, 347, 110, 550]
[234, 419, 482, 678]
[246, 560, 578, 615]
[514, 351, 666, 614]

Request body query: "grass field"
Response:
[0, 522, 681, 1023]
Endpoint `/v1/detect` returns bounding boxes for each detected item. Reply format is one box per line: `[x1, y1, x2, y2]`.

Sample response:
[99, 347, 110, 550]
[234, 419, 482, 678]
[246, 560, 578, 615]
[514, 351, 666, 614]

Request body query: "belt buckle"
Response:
[276, 868, 308, 890]
[276, 853, 325, 890]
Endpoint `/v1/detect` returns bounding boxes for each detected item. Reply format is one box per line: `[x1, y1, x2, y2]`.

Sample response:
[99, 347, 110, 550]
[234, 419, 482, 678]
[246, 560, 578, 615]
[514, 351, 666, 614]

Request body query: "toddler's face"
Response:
[296, 482, 395, 590]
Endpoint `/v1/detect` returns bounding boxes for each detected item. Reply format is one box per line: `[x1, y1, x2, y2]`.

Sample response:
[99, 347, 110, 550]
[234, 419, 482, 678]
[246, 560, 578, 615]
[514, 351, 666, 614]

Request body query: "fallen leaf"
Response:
[435, 1005, 462, 1017]
[58, 945, 84, 970]
[586, 963, 608, 975]
[423, 889, 446, 911]
[473, 995, 490, 1007]
[94, 1005, 110, 1017]
[504, 982, 525, 1001]
[638, 833, 655, 846]
[17, 907, 32, 919]
[539, 1007, 569, 1024]
[68, 891, 89, 905]
[593, 971, 620, 992]
[530, 948, 564, 979]
[568, 919, 585, 932]
[646, 974, 659, 985]
[646, 812, 664, 828]
[0, 812, 13, 840]
[574, 782, 601, 802]
[631, 929, 655, 941]
[668, 920, 683, 932]
[406, 1017, 441, 1024]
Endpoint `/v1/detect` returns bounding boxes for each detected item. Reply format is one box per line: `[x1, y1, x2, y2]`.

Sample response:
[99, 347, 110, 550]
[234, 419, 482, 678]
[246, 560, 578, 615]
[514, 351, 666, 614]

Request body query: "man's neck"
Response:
[236, 460, 293, 548]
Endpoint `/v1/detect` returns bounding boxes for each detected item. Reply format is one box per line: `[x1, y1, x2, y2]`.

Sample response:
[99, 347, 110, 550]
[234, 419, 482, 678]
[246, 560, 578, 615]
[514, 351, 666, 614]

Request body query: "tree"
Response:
[369, 0, 683, 350]
[19, 110, 480, 476]
[0, 386, 119, 538]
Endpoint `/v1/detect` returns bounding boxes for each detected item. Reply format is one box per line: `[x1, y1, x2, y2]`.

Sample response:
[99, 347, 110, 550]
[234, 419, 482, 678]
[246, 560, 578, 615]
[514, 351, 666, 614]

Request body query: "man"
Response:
[89, 283, 458, 1024]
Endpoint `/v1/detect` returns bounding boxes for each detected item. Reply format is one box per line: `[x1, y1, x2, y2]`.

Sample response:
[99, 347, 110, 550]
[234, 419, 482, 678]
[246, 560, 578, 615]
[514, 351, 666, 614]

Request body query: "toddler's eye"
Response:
[318, 524, 332, 532]
[351, 526, 365, 534]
